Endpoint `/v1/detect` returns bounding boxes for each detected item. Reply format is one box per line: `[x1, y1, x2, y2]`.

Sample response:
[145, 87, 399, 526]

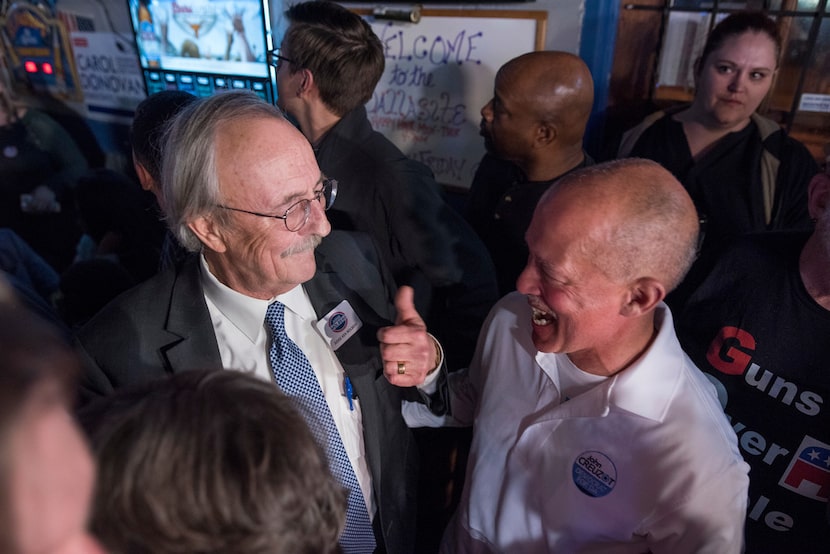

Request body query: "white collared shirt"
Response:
[439, 292, 749, 553]
[199, 255, 374, 516]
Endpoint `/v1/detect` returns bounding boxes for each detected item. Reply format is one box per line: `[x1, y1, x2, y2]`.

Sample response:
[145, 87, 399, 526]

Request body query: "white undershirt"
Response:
[537, 351, 608, 403]
[199, 255, 374, 517]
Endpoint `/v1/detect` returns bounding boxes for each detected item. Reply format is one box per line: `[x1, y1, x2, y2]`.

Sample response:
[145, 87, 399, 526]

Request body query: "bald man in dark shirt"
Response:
[465, 51, 595, 296]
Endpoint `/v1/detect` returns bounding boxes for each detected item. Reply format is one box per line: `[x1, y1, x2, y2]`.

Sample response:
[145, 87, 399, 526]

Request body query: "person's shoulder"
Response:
[470, 154, 523, 189]
[658, 346, 745, 457]
[310, 231, 397, 324]
[486, 292, 529, 328]
[744, 230, 809, 257]
[324, 109, 434, 184]
[18, 109, 54, 136]
[617, 107, 681, 157]
[75, 260, 190, 339]
[328, 106, 400, 157]
[314, 231, 392, 290]
[316, 230, 379, 265]
[716, 232, 804, 277]
[678, 233, 799, 318]
[21, 108, 55, 125]
[753, 115, 818, 162]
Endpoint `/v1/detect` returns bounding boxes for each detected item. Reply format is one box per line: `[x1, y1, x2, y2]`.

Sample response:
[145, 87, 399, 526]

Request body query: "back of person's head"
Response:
[161, 90, 285, 252]
[86, 369, 346, 554]
[543, 158, 700, 292]
[283, 0, 384, 116]
[699, 11, 781, 70]
[130, 90, 197, 185]
[0, 294, 101, 554]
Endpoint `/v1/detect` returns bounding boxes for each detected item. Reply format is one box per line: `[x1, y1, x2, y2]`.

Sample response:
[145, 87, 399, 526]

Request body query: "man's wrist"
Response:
[426, 333, 443, 375]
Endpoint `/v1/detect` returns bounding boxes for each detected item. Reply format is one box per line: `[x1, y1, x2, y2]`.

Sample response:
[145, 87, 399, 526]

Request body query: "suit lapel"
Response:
[305, 267, 390, 372]
[161, 256, 223, 373]
[304, 266, 390, 505]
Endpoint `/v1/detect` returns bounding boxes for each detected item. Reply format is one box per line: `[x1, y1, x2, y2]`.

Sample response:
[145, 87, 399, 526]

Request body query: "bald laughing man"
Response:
[392, 159, 750, 552]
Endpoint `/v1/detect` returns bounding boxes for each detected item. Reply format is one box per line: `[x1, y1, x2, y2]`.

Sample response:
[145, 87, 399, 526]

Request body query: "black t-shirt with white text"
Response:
[678, 232, 830, 553]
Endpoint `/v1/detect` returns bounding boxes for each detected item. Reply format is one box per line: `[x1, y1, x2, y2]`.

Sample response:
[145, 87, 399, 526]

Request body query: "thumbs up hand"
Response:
[377, 286, 439, 386]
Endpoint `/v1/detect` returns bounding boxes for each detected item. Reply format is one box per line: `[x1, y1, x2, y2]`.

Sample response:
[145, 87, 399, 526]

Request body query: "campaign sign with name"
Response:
[316, 300, 362, 351]
[72, 31, 145, 121]
[572, 451, 617, 498]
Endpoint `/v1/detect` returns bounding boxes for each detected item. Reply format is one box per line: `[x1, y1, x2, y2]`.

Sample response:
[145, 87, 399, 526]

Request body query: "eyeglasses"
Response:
[216, 178, 338, 232]
[266, 48, 295, 70]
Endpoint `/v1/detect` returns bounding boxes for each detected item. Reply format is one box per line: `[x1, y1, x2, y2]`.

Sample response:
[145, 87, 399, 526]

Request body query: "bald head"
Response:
[538, 158, 700, 292]
[498, 51, 594, 145]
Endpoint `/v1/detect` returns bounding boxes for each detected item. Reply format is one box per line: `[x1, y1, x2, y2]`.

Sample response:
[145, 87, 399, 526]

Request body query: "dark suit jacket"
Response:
[76, 231, 444, 554]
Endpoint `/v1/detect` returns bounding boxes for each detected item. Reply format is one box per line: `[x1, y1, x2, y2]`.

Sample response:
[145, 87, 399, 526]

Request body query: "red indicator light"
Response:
[24, 60, 38, 73]
[41, 62, 53, 74]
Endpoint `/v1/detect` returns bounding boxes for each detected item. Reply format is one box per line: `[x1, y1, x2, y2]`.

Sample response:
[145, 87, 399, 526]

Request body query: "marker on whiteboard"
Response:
[373, 5, 421, 23]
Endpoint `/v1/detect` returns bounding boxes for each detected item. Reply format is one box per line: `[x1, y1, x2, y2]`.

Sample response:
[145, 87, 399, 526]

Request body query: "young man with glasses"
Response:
[273, 0, 497, 372]
[76, 91, 448, 554]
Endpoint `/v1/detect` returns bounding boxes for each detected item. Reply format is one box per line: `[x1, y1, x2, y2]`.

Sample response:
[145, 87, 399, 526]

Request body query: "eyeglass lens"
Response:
[268, 48, 293, 69]
[283, 179, 336, 231]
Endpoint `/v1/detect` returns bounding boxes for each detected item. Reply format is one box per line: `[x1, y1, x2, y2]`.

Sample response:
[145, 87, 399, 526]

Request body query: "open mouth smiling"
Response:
[530, 305, 556, 326]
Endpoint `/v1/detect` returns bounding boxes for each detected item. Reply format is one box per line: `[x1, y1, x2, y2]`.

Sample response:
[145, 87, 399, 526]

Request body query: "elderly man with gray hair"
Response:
[76, 90, 447, 554]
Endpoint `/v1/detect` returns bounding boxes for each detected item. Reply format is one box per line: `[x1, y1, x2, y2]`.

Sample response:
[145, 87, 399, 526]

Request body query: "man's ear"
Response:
[808, 173, 830, 220]
[187, 215, 227, 253]
[297, 68, 314, 96]
[620, 277, 665, 318]
[535, 121, 557, 147]
[132, 154, 156, 193]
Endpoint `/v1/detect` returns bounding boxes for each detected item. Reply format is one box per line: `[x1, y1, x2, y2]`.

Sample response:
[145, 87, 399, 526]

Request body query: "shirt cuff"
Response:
[417, 333, 444, 394]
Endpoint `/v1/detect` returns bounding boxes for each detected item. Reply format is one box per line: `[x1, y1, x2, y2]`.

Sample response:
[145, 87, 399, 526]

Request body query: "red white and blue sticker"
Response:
[779, 435, 830, 502]
[572, 451, 617, 498]
[329, 311, 348, 332]
[316, 300, 362, 351]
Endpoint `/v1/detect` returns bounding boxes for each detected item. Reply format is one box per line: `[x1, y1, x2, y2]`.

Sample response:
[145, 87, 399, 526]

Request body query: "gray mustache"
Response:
[281, 234, 323, 258]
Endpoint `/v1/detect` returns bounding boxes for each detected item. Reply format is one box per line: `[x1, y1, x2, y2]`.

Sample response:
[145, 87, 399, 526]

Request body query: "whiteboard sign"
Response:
[362, 10, 546, 188]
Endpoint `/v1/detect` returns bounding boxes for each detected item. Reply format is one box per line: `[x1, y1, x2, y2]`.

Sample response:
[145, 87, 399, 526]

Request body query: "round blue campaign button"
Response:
[572, 451, 617, 498]
[329, 312, 348, 333]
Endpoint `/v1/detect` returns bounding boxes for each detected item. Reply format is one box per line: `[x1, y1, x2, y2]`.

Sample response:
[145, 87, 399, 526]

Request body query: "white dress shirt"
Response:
[199, 256, 374, 516]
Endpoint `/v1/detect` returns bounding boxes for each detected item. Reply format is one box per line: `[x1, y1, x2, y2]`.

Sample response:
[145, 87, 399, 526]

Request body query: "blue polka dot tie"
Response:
[265, 301, 377, 554]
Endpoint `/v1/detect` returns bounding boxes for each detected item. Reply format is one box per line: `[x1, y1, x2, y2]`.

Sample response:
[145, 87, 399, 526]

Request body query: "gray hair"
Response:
[161, 91, 286, 252]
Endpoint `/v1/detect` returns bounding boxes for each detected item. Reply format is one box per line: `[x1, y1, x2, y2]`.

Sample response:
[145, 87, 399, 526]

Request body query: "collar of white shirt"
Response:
[533, 305, 683, 423]
[199, 254, 316, 340]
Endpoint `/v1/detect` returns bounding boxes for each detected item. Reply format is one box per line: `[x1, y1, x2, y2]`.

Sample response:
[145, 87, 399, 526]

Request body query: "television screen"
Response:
[128, 0, 274, 100]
